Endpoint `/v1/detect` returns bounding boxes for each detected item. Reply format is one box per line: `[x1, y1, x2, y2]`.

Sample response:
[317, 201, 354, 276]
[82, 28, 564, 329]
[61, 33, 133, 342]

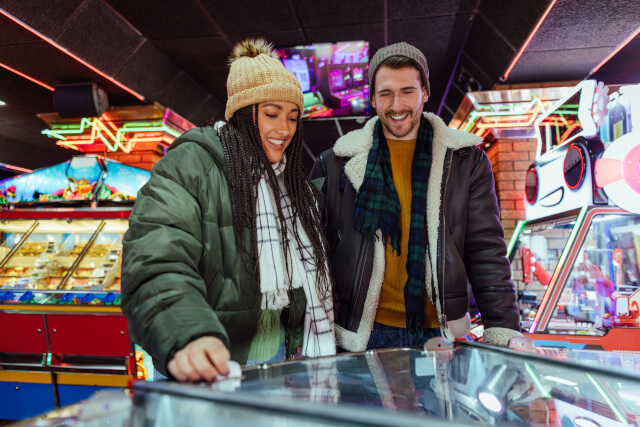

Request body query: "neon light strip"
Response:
[0, 61, 54, 91]
[507, 220, 527, 259]
[524, 363, 551, 399]
[585, 373, 627, 424]
[0, 162, 32, 174]
[589, 23, 640, 76]
[502, 0, 558, 80]
[476, 104, 543, 129]
[529, 206, 588, 332]
[43, 117, 181, 153]
[0, 100, 5, 106]
[0, 8, 145, 101]
[462, 98, 553, 132]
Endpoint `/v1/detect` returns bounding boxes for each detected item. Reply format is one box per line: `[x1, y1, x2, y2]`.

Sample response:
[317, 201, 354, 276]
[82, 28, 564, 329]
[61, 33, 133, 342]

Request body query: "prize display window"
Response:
[0, 217, 126, 305]
[65, 219, 127, 292]
[510, 215, 577, 328]
[547, 214, 640, 335]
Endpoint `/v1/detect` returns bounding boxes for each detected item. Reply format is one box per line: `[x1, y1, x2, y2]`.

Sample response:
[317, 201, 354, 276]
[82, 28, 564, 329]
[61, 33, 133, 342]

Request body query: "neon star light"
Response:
[42, 114, 182, 153]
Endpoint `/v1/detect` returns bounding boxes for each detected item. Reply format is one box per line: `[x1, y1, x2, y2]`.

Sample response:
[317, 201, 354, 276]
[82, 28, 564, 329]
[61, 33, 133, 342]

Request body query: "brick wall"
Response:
[486, 138, 538, 241]
[105, 151, 163, 171]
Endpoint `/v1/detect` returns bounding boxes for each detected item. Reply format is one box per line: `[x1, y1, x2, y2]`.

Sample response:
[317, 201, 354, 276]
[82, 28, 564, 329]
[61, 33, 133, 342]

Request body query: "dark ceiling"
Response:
[0, 0, 639, 175]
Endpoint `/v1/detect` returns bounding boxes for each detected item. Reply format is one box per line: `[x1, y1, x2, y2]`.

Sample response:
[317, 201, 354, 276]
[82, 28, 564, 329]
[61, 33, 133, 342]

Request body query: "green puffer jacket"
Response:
[121, 126, 306, 375]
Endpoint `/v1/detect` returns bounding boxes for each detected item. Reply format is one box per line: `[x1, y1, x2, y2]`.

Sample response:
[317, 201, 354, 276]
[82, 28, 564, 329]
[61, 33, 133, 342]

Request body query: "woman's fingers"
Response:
[167, 336, 231, 382]
[204, 339, 231, 377]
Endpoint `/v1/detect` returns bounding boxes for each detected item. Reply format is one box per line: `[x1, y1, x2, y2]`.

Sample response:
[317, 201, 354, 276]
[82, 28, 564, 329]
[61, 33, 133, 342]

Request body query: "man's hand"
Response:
[508, 335, 536, 350]
[167, 336, 230, 382]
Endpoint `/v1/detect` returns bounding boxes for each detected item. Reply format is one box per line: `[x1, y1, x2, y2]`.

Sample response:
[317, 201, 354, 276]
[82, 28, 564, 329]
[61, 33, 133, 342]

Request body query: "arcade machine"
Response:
[508, 80, 640, 351]
[18, 341, 640, 426]
[0, 155, 151, 420]
[318, 64, 368, 116]
[279, 41, 368, 118]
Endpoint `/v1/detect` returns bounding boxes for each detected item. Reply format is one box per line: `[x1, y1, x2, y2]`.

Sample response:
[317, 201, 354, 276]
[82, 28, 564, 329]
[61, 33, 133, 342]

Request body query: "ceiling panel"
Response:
[527, 0, 640, 51]
[479, 0, 551, 51]
[106, 0, 220, 39]
[0, 0, 84, 40]
[114, 41, 183, 103]
[387, 13, 473, 58]
[157, 72, 210, 118]
[152, 36, 229, 74]
[593, 37, 640, 84]
[388, 0, 478, 21]
[294, 0, 384, 28]
[462, 14, 514, 83]
[55, 0, 143, 77]
[200, 0, 300, 34]
[509, 47, 614, 83]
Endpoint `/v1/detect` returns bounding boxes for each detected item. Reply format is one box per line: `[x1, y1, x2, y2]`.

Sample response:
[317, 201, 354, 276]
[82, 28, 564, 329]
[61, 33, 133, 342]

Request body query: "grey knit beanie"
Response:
[368, 42, 430, 100]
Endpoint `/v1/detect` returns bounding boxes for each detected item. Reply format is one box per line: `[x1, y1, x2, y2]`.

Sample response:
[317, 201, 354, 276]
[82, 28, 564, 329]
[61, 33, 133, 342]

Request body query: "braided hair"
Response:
[218, 105, 333, 300]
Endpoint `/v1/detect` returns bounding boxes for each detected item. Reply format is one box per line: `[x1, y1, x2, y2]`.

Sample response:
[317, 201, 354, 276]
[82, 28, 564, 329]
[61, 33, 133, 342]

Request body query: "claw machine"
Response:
[508, 81, 640, 351]
[0, 155, 150, 420]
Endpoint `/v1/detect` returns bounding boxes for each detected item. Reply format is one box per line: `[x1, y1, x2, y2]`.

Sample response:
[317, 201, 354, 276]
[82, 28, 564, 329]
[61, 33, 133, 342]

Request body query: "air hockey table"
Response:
[13, 340, 640, 426]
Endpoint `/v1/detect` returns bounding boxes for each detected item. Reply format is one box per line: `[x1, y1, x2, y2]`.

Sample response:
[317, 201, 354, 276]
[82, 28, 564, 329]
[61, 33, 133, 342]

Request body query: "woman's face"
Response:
[257, 101, 299, 163]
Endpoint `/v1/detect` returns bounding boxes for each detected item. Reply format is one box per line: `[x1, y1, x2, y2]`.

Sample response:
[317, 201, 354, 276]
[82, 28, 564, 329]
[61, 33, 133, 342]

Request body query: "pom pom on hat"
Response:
[225, 38, 304, 121]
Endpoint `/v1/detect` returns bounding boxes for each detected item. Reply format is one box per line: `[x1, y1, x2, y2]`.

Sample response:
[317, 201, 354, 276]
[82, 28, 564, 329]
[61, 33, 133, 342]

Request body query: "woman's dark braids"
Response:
[218, 105, 333, 300]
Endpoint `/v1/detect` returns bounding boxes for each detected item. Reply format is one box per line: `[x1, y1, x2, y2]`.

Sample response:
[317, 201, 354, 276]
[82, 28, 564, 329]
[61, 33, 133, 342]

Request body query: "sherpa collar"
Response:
[333, 112, 481, 191]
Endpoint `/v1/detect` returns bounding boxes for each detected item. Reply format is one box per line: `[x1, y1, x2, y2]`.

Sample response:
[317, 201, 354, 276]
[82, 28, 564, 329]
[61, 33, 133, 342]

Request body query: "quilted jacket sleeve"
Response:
[463, 150, 522, 344]
[121, 143, 230, 375]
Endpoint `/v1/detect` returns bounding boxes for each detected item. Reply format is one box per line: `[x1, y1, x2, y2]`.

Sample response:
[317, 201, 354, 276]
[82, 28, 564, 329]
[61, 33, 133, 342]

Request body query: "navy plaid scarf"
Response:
[353, 115, 433, 331]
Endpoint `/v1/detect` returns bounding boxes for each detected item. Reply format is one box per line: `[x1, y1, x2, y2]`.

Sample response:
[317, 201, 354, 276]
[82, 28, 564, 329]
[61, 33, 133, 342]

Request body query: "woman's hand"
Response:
[167, 336, 230, 382]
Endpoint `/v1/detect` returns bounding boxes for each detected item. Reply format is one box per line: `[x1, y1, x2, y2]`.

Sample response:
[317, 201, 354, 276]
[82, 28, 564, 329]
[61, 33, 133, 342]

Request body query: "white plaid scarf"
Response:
[255, 158, 336, 358]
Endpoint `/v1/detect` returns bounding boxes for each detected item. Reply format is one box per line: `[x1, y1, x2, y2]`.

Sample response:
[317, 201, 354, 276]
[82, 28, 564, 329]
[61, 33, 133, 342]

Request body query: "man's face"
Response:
[371, 66, 428, 140]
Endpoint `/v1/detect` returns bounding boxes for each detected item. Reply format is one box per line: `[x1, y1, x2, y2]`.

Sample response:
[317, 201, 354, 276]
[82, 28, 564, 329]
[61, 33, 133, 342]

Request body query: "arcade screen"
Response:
[276, 41, 369, 118]
[537, 90, 583, 156]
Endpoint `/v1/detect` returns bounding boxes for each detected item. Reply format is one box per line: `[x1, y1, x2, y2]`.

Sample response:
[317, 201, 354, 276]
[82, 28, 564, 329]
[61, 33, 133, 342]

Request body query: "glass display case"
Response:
[509, 206, 640, 351]
[0, 216, 127, 305]
[16, 342, 640, 426]
[0, 210, 135, 421]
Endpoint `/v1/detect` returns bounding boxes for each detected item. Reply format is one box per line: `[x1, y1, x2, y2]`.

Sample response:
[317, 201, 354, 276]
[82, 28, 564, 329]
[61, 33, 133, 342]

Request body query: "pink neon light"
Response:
[0, 9, 145, 101]
[590, 24, 640, 76]
[0, 61, 54, 91]
[503, 0, 558, 80]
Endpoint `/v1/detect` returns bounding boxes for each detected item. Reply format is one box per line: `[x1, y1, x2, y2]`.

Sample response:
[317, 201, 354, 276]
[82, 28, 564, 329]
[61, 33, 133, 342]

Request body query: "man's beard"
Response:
[379, 109, 421, 139]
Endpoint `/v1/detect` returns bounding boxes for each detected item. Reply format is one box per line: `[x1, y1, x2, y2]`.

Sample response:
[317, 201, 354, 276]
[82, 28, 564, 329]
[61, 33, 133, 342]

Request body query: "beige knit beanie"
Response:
[368, 42, 430, 99]
[225, 39, 304, 121]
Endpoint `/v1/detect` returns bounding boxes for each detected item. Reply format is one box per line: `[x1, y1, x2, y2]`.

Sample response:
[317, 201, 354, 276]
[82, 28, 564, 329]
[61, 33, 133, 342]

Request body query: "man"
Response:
[310, 42, 523, 351]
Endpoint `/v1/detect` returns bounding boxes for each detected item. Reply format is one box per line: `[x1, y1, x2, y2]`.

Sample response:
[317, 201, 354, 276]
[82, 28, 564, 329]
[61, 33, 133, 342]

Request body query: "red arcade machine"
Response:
[0, 155, 151, 420]
[0, 105, 194, 420]
[508, 81, 640, 352]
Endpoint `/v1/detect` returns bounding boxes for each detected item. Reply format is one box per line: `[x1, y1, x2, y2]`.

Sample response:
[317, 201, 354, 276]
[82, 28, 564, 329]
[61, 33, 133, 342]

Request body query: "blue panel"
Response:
[57, 384, 123, 407]
[0, 381, 56, 420]
[533, 340, 587, 349]
[103, 160, 150, 198]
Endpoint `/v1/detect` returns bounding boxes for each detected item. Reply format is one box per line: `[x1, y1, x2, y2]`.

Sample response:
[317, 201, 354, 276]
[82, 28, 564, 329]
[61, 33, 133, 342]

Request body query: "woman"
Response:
[121, 39, 335, 382]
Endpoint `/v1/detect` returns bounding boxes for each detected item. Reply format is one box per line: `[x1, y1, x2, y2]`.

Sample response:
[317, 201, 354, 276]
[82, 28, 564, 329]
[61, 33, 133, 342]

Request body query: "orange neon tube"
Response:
[0, 61, 54, 91]
[475, 104, 542, 129]
[503, 0, 558, 80]
[0, 8, 145, 101]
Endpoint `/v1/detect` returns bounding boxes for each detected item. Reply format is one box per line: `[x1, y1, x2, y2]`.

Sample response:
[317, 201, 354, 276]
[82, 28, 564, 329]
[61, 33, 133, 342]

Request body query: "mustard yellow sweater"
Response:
[375, 138, 440, 329]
